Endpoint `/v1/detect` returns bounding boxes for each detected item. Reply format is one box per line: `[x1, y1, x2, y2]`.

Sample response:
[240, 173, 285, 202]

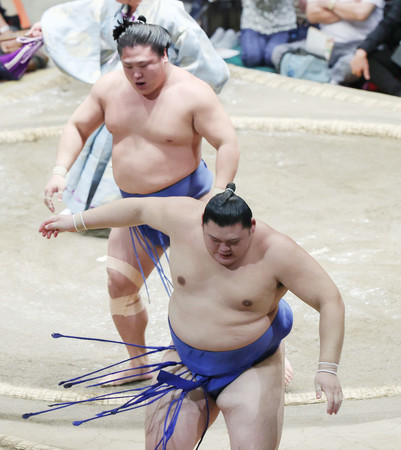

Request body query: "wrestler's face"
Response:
[121, 45, 169, 99]
[202, 220, 256, 269]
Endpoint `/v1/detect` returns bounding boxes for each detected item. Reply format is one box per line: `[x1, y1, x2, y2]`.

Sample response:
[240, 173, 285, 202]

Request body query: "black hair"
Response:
[113, 15, 171, 57]
[202, 183, 253, 228]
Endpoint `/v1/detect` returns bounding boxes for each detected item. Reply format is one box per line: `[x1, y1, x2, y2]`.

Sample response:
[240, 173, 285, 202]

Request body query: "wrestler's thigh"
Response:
[108, 227, 164, 274]
[145, 350, 220, 450]
[216, 344, 285, 450]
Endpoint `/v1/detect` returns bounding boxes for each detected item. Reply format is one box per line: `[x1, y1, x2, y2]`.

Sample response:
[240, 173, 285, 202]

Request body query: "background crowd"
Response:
[2, 0, 400, 98]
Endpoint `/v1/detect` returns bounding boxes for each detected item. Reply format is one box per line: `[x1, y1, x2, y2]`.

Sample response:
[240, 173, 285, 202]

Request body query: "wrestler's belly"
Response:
[169, 300, 279, 352]
[112, 145, 201, 194]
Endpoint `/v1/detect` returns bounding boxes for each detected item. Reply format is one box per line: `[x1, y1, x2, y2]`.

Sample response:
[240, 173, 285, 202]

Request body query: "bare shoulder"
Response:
[256, 221, 301, 258]
[169, 66, 216, 101]
[91, 70, 126, 97]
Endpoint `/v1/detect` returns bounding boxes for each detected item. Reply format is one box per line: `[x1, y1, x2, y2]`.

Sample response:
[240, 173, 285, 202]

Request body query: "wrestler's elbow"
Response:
[314, 288, 344, 314]
[318, 292, 345, 321]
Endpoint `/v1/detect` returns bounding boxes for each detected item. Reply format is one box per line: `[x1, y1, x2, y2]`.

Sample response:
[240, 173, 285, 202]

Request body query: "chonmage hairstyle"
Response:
[113, 15, 171, 57]
[202, 183, 253, 228]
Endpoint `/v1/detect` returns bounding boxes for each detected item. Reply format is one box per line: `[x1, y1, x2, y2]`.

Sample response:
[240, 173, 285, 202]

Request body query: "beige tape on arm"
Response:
[109, 293, 145, 316]
[107, 256, 144, 288]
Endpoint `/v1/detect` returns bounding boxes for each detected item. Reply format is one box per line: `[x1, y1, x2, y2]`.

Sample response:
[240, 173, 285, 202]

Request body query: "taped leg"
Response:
[107, 255, 146, 318]
[103, 227, 165, 385]
[107, 256, 145, 292]
[109, 292, 145, 317]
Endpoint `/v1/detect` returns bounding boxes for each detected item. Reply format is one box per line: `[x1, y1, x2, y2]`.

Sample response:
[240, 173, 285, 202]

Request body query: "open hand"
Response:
[44, 175, 67, 212]
[314, 371, 343, 415]
[39, 214, 75, 239]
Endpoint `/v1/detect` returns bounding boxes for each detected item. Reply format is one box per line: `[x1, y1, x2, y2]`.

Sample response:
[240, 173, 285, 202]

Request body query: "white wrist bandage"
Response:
[52, 166, 68, 177]
[72, 212, 88, 232]
[317, 361, 339, 376]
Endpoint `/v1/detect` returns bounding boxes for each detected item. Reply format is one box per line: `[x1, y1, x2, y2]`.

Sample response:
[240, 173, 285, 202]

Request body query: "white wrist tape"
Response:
[52, 165, 68, 177]
[317, 361, 339, 376]
[317, 369, 338, 376]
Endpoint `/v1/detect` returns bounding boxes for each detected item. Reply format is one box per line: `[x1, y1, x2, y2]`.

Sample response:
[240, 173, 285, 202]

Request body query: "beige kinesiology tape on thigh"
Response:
[109, 292, 145, 316]
[107, 256, 145, 288]
[107, 256, 146, 316]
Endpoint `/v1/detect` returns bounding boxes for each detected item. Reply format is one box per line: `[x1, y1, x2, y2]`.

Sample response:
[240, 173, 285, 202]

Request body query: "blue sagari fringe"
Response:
[22, 333, 210, 449]
[23, 219, 208, 448]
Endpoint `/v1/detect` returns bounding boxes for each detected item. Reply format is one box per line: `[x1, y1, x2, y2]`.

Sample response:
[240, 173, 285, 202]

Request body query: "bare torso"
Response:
[102, 67, 203, 194]
[167, 208, 288, 352]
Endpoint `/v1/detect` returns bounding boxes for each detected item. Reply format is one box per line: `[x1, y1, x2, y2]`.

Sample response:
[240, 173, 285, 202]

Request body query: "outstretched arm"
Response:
[39, 196, 198, 239]
[273, 234, 345, 414]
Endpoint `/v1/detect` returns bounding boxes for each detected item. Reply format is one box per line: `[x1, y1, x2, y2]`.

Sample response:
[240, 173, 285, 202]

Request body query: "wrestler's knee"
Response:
[107, 267, 136, 297]
[106, 255, 145, 298]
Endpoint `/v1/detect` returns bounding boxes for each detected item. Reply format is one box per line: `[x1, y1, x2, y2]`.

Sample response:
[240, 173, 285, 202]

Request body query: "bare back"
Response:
[100, 67, 212, 194]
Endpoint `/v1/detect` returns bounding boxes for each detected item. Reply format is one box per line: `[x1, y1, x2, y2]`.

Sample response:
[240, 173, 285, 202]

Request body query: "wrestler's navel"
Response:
[177, 276, 186, 286]
[242, 299, 253, 307]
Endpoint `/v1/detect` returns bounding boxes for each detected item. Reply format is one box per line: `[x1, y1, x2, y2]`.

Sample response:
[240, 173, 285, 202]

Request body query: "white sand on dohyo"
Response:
[1, 7, 401, 449]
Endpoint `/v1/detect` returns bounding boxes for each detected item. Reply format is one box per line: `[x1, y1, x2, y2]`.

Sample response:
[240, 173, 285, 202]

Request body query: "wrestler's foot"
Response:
[101, 356, 153, 387]
[285, 357, 294, 386]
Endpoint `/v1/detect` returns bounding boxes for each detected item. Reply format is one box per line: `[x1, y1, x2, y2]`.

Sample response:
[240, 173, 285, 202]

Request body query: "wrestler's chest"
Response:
[105, 99, 194, 142]
[172, 254, 279, 311]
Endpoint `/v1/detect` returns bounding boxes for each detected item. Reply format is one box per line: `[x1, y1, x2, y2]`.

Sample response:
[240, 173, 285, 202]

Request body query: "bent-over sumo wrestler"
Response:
[36, 184, 345, 449]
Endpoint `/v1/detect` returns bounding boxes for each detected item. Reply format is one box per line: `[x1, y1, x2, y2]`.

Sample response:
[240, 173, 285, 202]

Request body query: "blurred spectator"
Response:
[292, 0, 310, 40]
[350, 0, 401, 96]
[240, 0, 297, 67]
[306, 0, 385, 85]
[0, 1, 20, 32]
[0, 10, 11, 37]
[0, 4, 47, 80]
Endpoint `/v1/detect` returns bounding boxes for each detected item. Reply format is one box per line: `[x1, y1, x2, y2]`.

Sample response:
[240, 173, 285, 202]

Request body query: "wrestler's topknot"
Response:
[202, 183, 253, 228]
[113, 15, 148, 42]
[113, 16, 133, 42]
[114, 15, 171, 57]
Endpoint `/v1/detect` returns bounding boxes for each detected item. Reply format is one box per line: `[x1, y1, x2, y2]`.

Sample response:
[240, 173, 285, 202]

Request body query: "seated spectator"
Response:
[0, 1, 20, 33]
[292, 0, 311, 41]
[240, 0, 298, 68]
[0, 5, 47, 80]
[306, 0, 385, 85]
[350, 0, 401, 96]
[0, 9, 12, 40]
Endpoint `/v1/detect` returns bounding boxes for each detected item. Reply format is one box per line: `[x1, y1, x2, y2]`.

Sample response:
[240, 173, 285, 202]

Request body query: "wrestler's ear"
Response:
[250, 218, 256, 234]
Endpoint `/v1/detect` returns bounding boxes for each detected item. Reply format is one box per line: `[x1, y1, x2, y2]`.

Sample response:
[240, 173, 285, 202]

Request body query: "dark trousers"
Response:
[368, 47, 401, 96]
